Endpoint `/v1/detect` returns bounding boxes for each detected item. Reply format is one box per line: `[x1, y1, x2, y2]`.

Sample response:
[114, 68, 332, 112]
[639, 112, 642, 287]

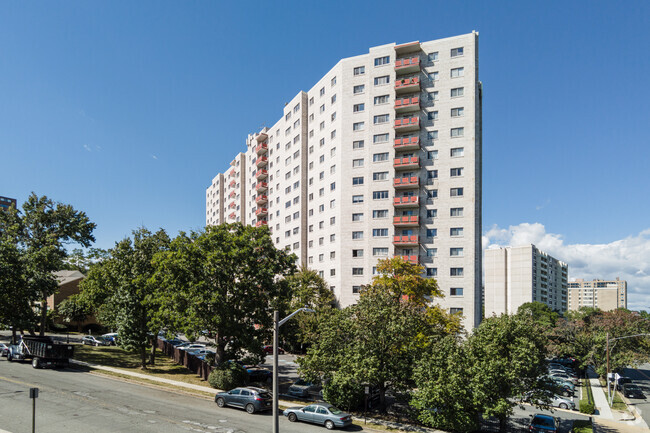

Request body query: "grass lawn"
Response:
[73, 345, 210, 388]
[572, 419, 593, 433]
[612, 390, 628, 411]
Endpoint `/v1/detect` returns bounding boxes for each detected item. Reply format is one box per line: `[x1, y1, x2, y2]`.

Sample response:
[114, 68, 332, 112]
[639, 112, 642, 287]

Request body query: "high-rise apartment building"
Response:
[0, 196, 17, 211]
[568, 278, 627, 311]
[484, 245, 568, 316]
[206, 33, 482, 329]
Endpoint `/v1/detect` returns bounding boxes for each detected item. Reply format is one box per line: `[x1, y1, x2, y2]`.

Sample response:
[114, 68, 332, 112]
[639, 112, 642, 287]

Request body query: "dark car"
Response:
[622, 384, 646, 399]
[528, 414, 559, 432]
[214, 387, 272, 414]
[81, 336, 110, 346]
[284, 403, 352, 430]
[262, 345, 284, 355]
[243, 365, 272, 382]
[616, 376, 632, 391]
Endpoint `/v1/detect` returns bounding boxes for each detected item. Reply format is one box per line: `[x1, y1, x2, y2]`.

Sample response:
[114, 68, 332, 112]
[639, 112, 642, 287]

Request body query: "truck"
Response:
[7, 336, 74, 369]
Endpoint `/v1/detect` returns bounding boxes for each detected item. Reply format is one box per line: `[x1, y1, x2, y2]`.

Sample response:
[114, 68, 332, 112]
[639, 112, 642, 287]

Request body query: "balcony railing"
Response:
[394, 136, 420, 150]
[396, 255, 419, 264]
[256, 131, 268, 142]
[394, 56, 420, 74]
[255, 195, 268, 205]
[393, 215, 419, 226]
[228, 202, 236, 209]
[255, 169, 268, 180]
[393, 196, 419, 207]
[395, 41, 421, 55]
[229, 212, 236, 219]
[256, 182, 268, 192]
[228, 190, 236, 198]
[394, 116, 420, 131]
[255, 156, 268, 167]
[256, 220, 268, 227]
[393, 235, 419, 246]
[394, 96, 420, 113]
[393, 156, 420, 169]
[255, 207, 268, 217]
[394, 176, 419, 188]
[255, 142, 268, 155]
[394, 76, 420, 93]
[229, 180, 236, 188]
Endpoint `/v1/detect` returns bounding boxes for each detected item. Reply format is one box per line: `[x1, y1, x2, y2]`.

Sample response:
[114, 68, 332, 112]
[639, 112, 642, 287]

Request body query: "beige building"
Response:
[485, 245, 568, 316]
[568, 278, 627, 311]
[206, 33, 482, 329]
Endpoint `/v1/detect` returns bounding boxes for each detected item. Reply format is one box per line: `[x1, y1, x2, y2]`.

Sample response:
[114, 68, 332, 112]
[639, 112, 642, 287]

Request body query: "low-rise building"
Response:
[0, 196, 17, 211]
[568, 278, 627, 311]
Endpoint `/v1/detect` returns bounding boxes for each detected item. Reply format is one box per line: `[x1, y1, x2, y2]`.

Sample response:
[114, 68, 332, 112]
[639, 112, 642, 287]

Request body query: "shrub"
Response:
[579, 400, 595, 415]
[208, 362, 247, 390]
[321, 374, 364, 412]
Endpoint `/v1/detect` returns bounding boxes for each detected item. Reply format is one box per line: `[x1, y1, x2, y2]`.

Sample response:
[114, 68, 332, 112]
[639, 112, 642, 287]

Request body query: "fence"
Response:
[156, 339, 214, 381]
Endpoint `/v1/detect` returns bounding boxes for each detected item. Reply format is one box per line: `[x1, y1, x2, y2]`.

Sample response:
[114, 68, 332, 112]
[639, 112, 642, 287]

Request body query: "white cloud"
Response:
[151, 154, 158, 160]
[483, 223, 650, 311]
[83, 144, 92, 152]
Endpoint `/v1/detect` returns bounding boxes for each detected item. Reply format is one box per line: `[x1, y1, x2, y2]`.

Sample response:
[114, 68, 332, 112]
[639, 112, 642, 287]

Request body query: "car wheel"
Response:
[288, 413, 297, 422]
[325, 420, 335, 430]
[215, 397, 225, 408]
[32, 358, 40, 369]
[559, 403, 568, 409]
[94, 342, 99, 347]
[245, 403, 255, 414]
[7, 353, 13, 362]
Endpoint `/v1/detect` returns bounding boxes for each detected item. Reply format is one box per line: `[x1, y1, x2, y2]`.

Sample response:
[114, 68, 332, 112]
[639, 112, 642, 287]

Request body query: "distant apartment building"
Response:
[206, 33, 482, 329]
[484, 245, 568, 316]
[568, 278, 627, 311]
[0, 196, 17, 211]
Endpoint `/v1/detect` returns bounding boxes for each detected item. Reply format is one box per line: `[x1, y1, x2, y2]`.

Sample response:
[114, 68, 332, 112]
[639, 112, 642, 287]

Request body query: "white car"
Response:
[178, 343, 206, 352]
[0, 343, 8, 357]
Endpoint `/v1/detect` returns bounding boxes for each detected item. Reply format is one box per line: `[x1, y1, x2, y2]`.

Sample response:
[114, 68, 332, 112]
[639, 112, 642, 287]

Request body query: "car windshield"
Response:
[294, 380, 310, 386]
[533, 416, 555, 427]
[626, 385, 641, 390]
[328, 406, 344, 415]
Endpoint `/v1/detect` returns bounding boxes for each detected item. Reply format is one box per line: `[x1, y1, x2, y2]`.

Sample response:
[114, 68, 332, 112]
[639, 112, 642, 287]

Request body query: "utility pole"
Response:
[272, 310, 279, 433]
[606, 332, 611, 404]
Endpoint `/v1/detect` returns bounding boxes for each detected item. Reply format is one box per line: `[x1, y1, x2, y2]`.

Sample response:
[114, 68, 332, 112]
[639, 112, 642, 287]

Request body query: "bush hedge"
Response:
[208, 362, 247, 390]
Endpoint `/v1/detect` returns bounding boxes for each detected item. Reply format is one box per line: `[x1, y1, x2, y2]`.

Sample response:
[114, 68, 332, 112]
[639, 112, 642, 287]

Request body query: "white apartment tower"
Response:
[484, 245, 569, 316]
[206, 33, 482, 329]
[568, 278, 627, 311]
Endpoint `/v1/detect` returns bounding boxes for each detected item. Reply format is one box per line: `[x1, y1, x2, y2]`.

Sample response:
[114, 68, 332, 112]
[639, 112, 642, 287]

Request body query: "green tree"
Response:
[152, 223, 296, 364]
[517, 301, 559, 328]
[56, 295, 90, 332]
[62, 248, 109, 274]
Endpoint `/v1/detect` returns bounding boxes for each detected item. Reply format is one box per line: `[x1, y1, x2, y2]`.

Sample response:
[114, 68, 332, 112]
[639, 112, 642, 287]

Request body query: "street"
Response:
[0, 357, 362, 433]
[623, 363, 650, 427]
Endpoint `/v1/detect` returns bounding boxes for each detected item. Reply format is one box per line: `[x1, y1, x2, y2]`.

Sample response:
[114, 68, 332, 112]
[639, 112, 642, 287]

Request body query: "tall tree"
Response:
[152, 223, 296, 364]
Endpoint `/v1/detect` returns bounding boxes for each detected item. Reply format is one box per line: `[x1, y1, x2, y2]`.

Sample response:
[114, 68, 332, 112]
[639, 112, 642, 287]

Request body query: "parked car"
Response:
[263, 345, 284, 355]
[524, 390, 575, 410]
[214, 387, 272, 413]
[166, 338, 184, 346]
[284, 403, 352, 430]
[548, 372, 579, 385]
[547, 378, 575, 397]
[243, 365, 272, 382]
[178, 343, 206, 352]
[101, 333, 118, 345]
[288, 379, 321, 398]
[616, 376, 632, 391]
[81, 336, 110, 346]
[0, 343, 8, 357]
[528, 414, 559, 433]
[622, 384, 646, 399]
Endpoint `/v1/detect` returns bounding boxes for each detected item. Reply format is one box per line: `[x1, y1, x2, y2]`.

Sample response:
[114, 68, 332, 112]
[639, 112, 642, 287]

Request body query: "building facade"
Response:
[0, 196, 17, 211]
[206, 33, 482, 329]
[568, 278, 627, 311]
[484, 244, 568, 316]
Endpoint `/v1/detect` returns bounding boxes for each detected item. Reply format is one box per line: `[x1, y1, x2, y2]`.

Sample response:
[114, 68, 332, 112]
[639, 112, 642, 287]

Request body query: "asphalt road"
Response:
[0, 357, 363, 433]
[623, 363, 650, 426]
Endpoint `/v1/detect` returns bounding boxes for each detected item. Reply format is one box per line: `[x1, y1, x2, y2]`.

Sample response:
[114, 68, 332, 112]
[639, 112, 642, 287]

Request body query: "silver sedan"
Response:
[283, 403, 352, 430]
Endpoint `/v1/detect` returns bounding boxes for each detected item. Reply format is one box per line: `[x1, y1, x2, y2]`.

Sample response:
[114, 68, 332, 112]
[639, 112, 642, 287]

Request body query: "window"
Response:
[374, 56, 390, 66]
[352, 158, 364, 167]
[319, 237, 324, 246]
[294, 103, 300, 113]
[353, 84, 365, 94]
[352, 176, 364, 186]
[320, 104, 325, 113]
[373, 247, 389, 256]
[451, 288, 464, 297]
[427, 52, 438, 62]
[353, 103, 365, 112]
[373, 209, 388, 219]
[331, 76, 337, 86]
[428, 91, 439, 101]
[373, 133, 389, 143]
[331, 94, 337, 104]
[373, 171, 388, 181]
[426, 228, 437, 238]
[353, 122, 365, 131]
[320, 121, 325, 130]
[319, 254, 324, 262]
[372, 228, 388, 237]
[352, 285, 361, 294]
[374, 95, 389, 105]
[320, 87, 325, 96]
[451, 127, 464, 137]
[451, 67, 464, 78]
[450, 167, 464, 177]
[450, 207, 463, 217]
[429, 71, 439, 81]
[352, 232, 364, 240]
[426, 209, 437, 218]
[373, 152, 389, 162]
[427, 189, 438, 199]
[427, 111, 439, 120]
[331, 130, 336, 139]
[427, 150, 439, 160]
[353, 140, 364, 150]
[320, 138, 325, 147]
[374, 76, 389, 86]
[450, 188, 464, 197]
[373, 191, 389, 200]
[451, 47, 464, 57]
[426, 268, 437, 277]
[309, 97, 314, 106]
[330, 182, 336, 191]
[294, 119, 300, 128]
[330, 165, 336, 174]
[285, 112, 291, 121]
[426, 248, 437, 257]
[293, 227, 299, 235]
[450, 268, 464, 277]
[450, 248, 464, 257]
[352, 213, 363, 222]
[450, 227, 464, 236]
[373, 114, 389, 124]
[330, 200, 335, 209]
[451, 87, 464, 97]
[319, 204, 324, 212]
[353, 66, 365, 76]
[330, 234, 335, 242]
[451, 107, 464, 117]
[352, 268, 364, 276]
[451, 147, 464, 157]
[331, 112, 336, 121]
[329, 269, 336, 277]
[427, 131, 439, 140]
[319, 221, 324, 229]
[352, 195, 364, 203]
[450, 307, 463, 315]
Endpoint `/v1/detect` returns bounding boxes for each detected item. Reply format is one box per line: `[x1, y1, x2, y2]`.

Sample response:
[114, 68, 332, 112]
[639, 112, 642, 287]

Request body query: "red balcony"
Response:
[229, 179, 236, 188]
[396, 255, 419, 264]
[256, 194, 268, 205]
[393, 215, 419, 226]
[394, 116, 420, 132]
[394, 176, 419, 188]
[255, 169, 268, 180]
[256, 131, 268, 142]
[394, 76, 420, 94]
[395, 56, 420, 74]
[255, 207, 268, 217]
[228, 169, 236, 178]
[228, 201, 236, 209]
[393, 156, 420, 170]
[228, 190, 236, 199]
[256, 220, 268, 228]
[395, 41, 421, 55]
[255, 142, 268, 155]
[394, 136, 420, 151]
[229, 212, 236, 219]
[393, 235, 419, 246]
[393, 196, 419, 207]
[394, 96, 420, 113]
[255, 156, 268, 168]
[256, 182, 268, 193]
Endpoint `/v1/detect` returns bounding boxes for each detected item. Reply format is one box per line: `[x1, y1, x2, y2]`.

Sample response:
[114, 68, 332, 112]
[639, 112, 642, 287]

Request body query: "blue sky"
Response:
[1, 1, 649, 306]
